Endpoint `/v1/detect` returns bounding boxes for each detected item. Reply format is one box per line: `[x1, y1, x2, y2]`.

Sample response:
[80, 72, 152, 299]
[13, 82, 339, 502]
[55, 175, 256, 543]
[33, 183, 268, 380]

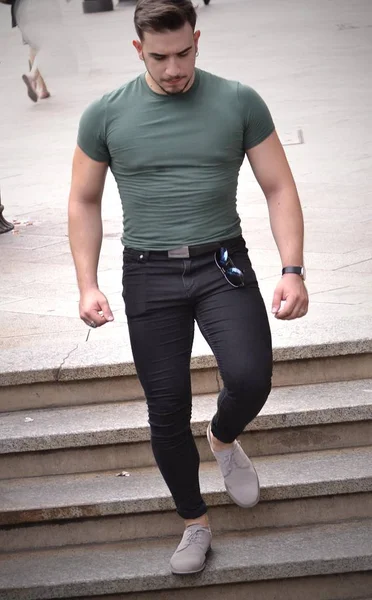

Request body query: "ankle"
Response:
[184, 514, 209, 529]
[38, 89, 50, 98]
[210, 430, 234, 452]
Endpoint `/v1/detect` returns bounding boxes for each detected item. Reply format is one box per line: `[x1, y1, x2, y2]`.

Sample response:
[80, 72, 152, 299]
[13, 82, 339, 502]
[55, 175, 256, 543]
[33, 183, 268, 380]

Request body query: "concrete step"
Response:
[0, 519, 371, 600]
[1, 336, 372, 412]
[1, 446, 371, 551]
[59, 573, 372, 600]
[1, 379, 371, 478]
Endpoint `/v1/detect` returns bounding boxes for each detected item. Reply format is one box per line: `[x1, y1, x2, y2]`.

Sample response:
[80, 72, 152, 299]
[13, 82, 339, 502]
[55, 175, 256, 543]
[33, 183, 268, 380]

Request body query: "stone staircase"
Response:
[0, 340, 372, 599]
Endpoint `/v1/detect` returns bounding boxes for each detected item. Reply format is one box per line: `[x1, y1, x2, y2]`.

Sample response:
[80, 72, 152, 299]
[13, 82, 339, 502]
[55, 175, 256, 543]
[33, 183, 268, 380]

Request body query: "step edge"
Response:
[1, 405, 371, 455]
[2, 560, 371, 598]
[1, 339, 371, 387]
[1, 473, 371, 525]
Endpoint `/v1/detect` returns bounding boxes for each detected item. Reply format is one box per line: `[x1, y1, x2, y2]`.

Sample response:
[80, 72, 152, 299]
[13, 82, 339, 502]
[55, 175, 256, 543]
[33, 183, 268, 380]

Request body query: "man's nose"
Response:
[165, 58, 181, 78]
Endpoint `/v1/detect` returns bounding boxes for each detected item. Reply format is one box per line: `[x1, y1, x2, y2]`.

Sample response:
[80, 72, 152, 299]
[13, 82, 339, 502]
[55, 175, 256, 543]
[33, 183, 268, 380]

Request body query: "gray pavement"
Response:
[0, 0, 371, 369]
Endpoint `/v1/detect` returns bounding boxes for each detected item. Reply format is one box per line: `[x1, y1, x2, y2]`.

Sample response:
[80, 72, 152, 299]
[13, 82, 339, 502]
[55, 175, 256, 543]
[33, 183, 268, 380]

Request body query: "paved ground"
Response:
[0, 0, 371, 365]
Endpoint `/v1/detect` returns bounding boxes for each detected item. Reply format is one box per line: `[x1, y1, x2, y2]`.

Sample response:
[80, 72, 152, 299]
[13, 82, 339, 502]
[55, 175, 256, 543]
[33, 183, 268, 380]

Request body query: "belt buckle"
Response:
[167, 246, 190, 258]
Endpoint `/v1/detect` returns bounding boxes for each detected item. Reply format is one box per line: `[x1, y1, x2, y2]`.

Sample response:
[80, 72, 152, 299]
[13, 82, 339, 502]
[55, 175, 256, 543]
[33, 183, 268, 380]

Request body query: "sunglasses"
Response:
[215, 247, 245, 288]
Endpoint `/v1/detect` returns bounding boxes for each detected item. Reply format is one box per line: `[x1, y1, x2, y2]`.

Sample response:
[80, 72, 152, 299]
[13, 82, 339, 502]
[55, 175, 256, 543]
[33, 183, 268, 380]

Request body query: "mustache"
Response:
[163, 77, 185, 82]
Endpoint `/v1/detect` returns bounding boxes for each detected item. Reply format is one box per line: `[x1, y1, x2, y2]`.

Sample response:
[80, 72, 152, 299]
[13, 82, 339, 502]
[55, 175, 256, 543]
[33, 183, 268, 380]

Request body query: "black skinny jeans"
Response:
[122, 236, 272, 520]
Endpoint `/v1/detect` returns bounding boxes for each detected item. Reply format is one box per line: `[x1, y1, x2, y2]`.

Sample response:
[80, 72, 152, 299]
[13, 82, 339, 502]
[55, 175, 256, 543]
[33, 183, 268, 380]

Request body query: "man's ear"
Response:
[194, 29, 201, 50]
[133, 40, 143, 59]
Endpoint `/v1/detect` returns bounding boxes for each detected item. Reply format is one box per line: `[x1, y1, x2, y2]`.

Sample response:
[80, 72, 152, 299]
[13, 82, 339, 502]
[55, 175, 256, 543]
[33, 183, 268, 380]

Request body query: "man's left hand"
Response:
[271, 275, 309, 320]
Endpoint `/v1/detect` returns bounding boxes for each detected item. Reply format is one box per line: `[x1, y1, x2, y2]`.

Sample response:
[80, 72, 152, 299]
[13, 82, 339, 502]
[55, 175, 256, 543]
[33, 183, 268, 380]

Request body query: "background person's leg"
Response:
[29, 47, 50, 95]
[22, 46, 49, 101]
[195, 249, 273, 444]
[28, 46, 36, 70]
[28, 47, 50, 98]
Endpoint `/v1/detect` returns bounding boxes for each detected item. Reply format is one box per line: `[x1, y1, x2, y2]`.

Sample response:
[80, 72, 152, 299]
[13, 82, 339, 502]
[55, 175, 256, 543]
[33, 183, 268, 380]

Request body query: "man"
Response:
[68, 0, 308, 575]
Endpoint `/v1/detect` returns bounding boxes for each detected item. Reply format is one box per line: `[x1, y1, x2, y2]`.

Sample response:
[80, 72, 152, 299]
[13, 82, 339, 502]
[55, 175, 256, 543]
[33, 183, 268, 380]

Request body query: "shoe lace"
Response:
[185, 527, 209, 549]
[219, 441, 246, 477]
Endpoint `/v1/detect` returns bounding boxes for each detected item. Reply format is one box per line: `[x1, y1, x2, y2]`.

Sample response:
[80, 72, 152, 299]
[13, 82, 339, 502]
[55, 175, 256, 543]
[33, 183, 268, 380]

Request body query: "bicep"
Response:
[70, 146, 108, 203]
[246, 130, 295, 197]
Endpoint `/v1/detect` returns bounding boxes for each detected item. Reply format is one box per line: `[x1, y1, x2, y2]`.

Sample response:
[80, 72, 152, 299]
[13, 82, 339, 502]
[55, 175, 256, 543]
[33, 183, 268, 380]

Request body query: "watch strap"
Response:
[282, 266, 304, 277]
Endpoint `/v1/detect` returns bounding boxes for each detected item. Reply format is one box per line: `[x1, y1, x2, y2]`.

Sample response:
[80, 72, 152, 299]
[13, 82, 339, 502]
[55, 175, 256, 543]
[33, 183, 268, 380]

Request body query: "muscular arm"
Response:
[68, 146, 107, 291]
[68, 146, 113, 326]
[246, 130, 308, 319]
[247, 130, 304, 267]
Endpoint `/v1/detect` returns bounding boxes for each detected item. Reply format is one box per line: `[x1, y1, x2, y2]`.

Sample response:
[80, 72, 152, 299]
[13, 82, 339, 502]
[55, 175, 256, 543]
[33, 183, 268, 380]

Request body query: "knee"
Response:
[224, 364, 272, 403]
[148, 399, 192, 441]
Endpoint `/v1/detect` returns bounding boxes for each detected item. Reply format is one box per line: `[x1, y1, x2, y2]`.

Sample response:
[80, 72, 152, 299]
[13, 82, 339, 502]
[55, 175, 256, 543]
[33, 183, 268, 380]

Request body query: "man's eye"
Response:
[179, 52, 190, 58]
[154, 56, 165, 61]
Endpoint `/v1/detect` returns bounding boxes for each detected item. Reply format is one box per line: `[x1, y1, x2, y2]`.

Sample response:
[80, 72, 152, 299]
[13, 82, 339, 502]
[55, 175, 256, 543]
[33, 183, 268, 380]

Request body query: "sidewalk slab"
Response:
[1, 314, 372, 387]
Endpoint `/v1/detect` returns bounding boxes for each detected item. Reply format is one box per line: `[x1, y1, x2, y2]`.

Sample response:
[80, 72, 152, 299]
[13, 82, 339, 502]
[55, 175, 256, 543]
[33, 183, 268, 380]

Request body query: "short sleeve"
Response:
[238, 84, 275, 150]
[77, 98, 110, 163]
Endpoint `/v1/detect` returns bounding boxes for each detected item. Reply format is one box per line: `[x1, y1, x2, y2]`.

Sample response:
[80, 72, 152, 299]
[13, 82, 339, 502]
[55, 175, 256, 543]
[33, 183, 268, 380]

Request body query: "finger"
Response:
[83, 318, 98, 328]
[81, 311, 103, 328]
[298, 305, 309, 318]
[296, 298, 309, 319]
[271, 289, 283, 315]
[287, 307, 303, 320]
[93, 311, 111, 326]
[99, 299, 114, 322]
[280, 299, 308, 320]
[275, 296, 297, 319]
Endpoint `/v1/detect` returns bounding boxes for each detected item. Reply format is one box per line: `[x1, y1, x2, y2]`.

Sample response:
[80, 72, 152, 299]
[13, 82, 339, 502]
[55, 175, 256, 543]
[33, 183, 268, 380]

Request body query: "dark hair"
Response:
[134, 0, 197, 41]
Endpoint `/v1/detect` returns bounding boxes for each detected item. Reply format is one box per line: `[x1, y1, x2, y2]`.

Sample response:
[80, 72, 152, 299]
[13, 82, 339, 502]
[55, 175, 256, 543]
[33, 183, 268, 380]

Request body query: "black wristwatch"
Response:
[282, 266, 306, 281]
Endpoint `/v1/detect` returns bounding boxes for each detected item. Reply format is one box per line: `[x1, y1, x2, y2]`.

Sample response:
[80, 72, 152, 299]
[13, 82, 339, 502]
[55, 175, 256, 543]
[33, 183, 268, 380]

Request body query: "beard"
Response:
[144, 62, 194, 96]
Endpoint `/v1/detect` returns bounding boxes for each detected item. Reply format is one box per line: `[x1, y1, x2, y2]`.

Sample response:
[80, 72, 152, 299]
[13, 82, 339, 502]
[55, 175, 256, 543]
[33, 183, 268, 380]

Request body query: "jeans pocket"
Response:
[123, 249, 142, 274]
[122, 255, 147, 317]
[230, 249, 258, 287]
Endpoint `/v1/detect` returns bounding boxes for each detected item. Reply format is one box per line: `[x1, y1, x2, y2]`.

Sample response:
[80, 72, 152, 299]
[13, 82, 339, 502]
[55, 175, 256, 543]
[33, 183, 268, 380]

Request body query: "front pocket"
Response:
[230, 250, 258, 287]
[122, 249, 143, 273]
[122, 267, 147, 318]
[123, 260, 139, 275]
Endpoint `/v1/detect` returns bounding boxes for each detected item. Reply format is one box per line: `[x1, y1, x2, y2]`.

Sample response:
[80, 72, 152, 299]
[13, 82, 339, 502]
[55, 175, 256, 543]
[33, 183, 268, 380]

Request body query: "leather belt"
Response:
[125, 236, 243, 259]
[157, 241, 222, 258]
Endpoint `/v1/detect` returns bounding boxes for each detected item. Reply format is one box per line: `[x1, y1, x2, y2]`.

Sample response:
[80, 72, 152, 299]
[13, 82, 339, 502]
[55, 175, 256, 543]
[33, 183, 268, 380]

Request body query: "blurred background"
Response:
[0, 0, 371, 350]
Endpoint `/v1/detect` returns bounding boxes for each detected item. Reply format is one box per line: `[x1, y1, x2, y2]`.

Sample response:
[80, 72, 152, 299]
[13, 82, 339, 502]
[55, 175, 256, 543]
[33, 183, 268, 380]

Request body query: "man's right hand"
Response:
[79, 288, 114, 328]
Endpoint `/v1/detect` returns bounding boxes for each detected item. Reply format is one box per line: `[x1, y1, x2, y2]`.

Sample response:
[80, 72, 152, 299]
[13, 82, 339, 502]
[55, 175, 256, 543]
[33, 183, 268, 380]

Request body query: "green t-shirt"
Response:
[77, 69, 275, 250]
